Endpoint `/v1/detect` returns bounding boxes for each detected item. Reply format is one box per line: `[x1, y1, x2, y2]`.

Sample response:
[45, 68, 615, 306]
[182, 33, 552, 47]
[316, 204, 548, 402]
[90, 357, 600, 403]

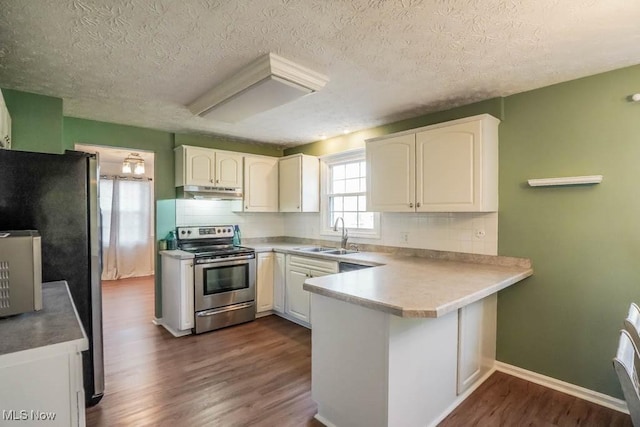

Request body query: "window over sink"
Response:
[321, 149, 380, 239]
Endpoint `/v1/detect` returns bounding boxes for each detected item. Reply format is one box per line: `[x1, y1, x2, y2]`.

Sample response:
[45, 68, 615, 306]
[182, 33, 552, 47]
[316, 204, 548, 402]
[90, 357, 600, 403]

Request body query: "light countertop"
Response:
[160, 249, 195, 260]
[244, 241, 533, 318]
[0, 281, 88, 357]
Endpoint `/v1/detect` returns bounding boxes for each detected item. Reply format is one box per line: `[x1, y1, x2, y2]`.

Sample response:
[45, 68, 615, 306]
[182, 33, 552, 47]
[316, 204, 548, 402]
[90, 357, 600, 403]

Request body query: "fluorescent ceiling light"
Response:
[188, 53, 329, 123]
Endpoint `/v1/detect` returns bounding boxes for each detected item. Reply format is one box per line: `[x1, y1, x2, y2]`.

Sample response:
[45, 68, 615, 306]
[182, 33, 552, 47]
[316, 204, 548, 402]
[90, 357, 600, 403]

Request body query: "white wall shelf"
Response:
[527, 175, 603, 187]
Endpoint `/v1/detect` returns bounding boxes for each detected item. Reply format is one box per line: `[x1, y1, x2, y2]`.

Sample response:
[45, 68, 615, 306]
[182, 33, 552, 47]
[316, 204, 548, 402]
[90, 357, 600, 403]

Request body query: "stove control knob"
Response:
[187, 230, 192, 235]
[180, 230, 186, 235]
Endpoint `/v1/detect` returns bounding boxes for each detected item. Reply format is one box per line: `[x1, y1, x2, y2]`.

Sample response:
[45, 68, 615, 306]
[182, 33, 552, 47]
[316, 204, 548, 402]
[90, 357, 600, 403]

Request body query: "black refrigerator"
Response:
[0, 149, 104, 406]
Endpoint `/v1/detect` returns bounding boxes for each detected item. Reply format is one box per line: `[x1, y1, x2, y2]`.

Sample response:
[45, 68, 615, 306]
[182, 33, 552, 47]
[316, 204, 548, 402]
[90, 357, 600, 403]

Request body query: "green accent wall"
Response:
[63, 117, 175, 200]
[2, 89, 63, 153]
[175, 133, 283, 157]
[284, 97, 504, 157]
[497, 64, 640, 398]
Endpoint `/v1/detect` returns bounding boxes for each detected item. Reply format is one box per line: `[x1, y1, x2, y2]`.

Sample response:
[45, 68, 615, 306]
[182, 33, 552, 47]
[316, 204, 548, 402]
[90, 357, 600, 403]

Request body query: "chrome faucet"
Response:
[333, 217, 348, 249]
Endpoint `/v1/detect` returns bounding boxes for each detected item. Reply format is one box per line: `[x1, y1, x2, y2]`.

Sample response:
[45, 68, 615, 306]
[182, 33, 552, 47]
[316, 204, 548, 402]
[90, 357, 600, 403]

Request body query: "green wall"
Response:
[175, 133, 283, 157]
[63, 117, 176, 200]
[284, 97, 504, 156]
[2, 89, 63, 153]
[497, 65, 640, 398]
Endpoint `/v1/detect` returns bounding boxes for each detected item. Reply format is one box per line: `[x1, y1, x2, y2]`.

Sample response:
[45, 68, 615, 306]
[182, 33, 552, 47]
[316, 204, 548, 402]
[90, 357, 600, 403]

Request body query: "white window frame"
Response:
[320, 149, 381, 239]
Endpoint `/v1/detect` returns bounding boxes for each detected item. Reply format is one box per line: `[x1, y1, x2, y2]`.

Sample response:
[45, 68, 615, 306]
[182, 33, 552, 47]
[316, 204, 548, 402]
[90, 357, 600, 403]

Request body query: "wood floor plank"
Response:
[87, 276, 632, 427]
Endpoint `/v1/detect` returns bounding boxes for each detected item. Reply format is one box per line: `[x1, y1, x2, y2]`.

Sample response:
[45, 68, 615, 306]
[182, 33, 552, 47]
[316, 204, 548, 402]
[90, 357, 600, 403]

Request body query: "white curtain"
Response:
[100, 177, 154, 280]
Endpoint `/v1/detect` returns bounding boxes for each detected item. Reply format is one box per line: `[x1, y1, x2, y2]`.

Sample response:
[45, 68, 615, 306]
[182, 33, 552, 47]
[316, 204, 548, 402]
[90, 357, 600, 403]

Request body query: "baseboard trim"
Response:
[495, 361, 628, 414]
[428, 367, 496, 427]
[314, 413, 337, 427]
[256, 311, 273, 319]
[160, 323, 193, 338]
[151, 317, 162, 326]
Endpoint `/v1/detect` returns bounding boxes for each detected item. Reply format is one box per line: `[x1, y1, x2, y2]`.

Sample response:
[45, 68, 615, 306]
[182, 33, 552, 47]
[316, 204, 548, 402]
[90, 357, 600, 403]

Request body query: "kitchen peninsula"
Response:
[302, 250, 532, 427]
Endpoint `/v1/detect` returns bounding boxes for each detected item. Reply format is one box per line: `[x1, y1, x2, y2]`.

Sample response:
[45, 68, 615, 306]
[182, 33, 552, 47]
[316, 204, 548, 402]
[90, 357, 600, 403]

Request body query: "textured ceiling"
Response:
[1, 0, 639, 147]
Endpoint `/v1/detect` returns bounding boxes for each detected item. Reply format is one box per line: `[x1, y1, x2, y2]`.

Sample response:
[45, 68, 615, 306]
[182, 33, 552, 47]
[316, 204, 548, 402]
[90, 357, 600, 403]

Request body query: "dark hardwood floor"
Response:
[440, 371, 631, 426]
[87, 276, 632, 427]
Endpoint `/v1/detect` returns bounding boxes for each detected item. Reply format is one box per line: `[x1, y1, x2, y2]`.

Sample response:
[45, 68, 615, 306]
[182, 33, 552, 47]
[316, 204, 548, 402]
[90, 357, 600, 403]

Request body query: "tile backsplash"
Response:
[175, 200, 497, 255]
[175, 200, 284, 238]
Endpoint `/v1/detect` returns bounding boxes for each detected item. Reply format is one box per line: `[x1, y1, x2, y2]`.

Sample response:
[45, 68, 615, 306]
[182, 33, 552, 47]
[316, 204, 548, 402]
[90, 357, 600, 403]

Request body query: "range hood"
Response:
[177, 185, 242, 200]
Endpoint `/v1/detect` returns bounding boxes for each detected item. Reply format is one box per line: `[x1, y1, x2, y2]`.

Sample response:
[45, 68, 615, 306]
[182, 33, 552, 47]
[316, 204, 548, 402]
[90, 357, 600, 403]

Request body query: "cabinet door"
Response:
[256, 253, 275, 313]
[457, 294, 497, 394]
[279, 155, 301, 212]
[416, 120, 479, 211]
[273, 253, 286, 313]
[286, 265, 311, 324]
[367, 134, 416, 212]
[215, 151, 243, 188]
[244, 156, 279, 212]
[185, 146, 215, 186]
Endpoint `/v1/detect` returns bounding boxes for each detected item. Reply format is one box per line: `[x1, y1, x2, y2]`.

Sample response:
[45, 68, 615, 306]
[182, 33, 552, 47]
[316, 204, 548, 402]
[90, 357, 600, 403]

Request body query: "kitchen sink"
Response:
[294, 246, 335, 252]
[293, 247, 358, 256]
[321, 249, 359, 255]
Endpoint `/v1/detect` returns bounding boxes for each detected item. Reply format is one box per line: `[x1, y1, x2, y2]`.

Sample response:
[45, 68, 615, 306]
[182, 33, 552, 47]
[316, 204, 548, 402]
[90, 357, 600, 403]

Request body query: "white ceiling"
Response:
[1, 0, 639, 147]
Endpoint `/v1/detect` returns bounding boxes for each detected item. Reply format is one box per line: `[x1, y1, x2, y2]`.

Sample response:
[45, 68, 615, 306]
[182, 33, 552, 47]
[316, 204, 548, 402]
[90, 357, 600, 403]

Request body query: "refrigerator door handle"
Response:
[88, 154, 105, 400]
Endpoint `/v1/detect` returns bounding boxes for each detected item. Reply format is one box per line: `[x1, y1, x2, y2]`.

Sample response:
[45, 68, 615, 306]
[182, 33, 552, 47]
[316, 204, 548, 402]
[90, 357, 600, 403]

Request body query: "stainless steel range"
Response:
[177, 225, 256, 334]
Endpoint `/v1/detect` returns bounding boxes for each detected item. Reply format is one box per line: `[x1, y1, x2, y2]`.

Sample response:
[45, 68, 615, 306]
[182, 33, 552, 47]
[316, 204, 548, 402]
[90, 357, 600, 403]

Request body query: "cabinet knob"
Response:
[216, 179, 220, 184]
[210, 179, 214, 183]
[409, 202, 414, 208]
[245, 206, 248, 210]
[297, 206, 300, 209]
[416, 202, 421, 208]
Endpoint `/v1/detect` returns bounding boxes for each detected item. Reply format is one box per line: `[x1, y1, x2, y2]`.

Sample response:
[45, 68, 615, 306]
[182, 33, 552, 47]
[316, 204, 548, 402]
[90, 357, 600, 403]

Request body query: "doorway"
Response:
[75, 144, 155, 281]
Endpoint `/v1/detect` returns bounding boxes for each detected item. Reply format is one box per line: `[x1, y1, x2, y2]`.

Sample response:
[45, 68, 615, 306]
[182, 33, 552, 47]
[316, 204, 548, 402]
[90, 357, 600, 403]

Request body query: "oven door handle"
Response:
[196, 302, 254, 317]
[196, 255, 255, 266]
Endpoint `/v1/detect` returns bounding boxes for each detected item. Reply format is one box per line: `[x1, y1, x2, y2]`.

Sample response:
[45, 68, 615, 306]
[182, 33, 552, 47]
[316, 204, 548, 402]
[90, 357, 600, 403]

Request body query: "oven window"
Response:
[203, 264, 249, 295]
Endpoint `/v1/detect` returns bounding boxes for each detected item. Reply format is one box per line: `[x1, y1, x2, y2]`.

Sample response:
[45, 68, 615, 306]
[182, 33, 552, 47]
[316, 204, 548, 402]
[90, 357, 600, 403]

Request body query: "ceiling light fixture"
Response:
[122, 153, 145, 175]
[343, 129, 350, 134]
[188, 53, 329, 123]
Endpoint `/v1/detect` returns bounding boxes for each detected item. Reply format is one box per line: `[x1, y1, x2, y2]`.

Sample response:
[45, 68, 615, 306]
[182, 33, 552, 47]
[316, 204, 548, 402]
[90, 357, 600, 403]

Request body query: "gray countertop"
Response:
[0, 281, 88, 356]
[243, 241, 533, 318]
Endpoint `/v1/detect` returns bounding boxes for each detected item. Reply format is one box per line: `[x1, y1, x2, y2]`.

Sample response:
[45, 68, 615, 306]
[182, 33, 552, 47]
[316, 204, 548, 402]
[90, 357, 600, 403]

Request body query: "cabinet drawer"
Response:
[288, 255, 338, 273]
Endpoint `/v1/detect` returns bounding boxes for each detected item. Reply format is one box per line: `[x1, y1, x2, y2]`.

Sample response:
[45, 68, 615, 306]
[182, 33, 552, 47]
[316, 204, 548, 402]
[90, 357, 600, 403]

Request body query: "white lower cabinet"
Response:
[273, 253, 286, 313]
[256, 253, 275, 313]
[285, 255, 338, 328]
[457, 293, 497, 394]
[160, 254, 194, 337]
[0, 348, 85, 427]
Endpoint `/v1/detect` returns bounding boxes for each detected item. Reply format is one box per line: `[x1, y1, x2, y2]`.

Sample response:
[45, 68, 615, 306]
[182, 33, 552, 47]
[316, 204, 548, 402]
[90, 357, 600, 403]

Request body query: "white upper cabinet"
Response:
[279, 154, 319, 212]
[175, 145, 243, 188]
[367, 134, 416, 212]
[215, 151, 243, 188]
[366, 114, 499, 212]
[243, 155, 279, 212]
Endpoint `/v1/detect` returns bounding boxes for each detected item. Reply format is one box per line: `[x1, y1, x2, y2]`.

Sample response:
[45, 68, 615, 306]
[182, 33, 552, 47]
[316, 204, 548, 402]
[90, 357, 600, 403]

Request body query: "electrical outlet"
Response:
[475, 229, 486, 239]
[400, 232, 409, 243]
